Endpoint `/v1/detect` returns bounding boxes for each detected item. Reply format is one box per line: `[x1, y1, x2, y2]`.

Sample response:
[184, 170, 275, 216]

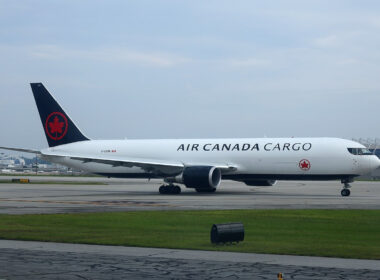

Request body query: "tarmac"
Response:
[1, 176, 380, 214]
[0, 176, 379, 279]
[0, 240, 379, 280]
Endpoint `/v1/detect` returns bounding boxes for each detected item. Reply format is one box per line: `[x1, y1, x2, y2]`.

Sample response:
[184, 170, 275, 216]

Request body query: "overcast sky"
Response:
[1, 0, 380, 150]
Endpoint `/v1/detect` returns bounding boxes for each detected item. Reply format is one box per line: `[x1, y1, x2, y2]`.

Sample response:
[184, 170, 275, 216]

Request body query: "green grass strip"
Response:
[0, 210, 379, 259]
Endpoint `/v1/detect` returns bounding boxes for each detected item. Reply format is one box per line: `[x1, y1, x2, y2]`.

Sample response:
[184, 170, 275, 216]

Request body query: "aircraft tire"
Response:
[159, 185, 181, 195]
[341, 189, 350, 197]
[159, 185, 167, 194]
[173, 185, 181, 194]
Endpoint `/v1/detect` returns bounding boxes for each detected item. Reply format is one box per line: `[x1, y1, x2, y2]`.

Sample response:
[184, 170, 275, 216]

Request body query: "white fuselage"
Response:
[41, 137, 380, 181]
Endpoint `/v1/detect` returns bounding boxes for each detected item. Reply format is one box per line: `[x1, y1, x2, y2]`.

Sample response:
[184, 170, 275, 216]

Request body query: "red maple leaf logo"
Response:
[45, 112, 68, 140]
[299, 159, 311, 171]
[49, 116, 64, 134]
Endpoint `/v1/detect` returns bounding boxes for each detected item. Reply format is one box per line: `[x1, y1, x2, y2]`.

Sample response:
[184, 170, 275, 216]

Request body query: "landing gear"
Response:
[341, 188, 351, 197]
[195, 188, 216, 193]
[340, 178, 353, 197]
[159, 184, 181, 195]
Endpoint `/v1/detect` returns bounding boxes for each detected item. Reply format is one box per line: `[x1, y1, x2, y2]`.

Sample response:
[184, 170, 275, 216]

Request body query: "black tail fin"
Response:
[30, 83, 89, 147]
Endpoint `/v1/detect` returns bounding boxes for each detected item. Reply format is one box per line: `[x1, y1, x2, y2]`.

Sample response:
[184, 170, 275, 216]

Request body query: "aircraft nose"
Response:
[370, 156, 380, 170]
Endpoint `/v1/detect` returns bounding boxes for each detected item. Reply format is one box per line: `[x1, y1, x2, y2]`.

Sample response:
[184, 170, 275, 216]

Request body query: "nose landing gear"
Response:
[340, 179, 352, 197]
[341, 188, 351, 197]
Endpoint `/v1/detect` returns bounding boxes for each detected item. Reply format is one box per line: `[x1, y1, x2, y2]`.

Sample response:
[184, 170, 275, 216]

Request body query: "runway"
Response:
[0, 176, 380, 214]
[0, 240, 379, 280]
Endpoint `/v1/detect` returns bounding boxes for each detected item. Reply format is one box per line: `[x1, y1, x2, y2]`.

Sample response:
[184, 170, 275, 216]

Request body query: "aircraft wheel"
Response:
[159, 185, 167, 194]
[173, 185, 181, 194]
[159, 185, 181, 194]
[341, 189, 351, 197]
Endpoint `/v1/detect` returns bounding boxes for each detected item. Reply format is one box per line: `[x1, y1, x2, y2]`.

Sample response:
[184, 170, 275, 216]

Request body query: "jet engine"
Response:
[243, 180, 277, 186]
[167, 166, 221, 191]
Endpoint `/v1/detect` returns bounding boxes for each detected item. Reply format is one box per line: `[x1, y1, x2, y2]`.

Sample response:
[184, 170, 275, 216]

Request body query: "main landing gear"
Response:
[340, 179, 352, 197]
[159, 184, 181, 194]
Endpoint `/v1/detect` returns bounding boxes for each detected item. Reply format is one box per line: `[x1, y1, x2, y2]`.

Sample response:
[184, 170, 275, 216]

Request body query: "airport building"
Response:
[0, 152, 79, 175]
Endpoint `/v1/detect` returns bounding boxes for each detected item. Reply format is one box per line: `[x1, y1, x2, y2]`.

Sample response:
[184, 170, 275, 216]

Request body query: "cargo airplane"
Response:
[1, 83, 380, 196]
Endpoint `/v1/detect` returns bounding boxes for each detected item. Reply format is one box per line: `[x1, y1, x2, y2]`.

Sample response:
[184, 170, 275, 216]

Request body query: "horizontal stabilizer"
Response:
[0, 146, 41, 154]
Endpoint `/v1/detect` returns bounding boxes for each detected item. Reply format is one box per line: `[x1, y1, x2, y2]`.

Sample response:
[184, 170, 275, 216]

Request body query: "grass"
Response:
[0, 210, 379, 259]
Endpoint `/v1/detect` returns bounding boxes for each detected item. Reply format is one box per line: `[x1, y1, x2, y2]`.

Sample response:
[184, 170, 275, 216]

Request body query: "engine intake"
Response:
[182, 166, 221, 189]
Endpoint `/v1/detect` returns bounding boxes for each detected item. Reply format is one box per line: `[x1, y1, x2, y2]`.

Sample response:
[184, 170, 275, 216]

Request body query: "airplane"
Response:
[1, 83, 380, 196]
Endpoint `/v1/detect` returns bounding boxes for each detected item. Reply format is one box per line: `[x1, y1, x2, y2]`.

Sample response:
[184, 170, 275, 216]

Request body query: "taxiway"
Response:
[0, 176, 380, 214]
[0, 240, 379, 280]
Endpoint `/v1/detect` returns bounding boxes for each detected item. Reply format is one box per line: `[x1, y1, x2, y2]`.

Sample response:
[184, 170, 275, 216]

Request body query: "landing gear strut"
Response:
[159, 184, 181, 194]
[340, 178, 352, 197]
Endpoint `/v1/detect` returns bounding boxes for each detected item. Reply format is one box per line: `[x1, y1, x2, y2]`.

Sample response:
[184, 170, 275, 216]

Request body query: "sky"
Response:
[1, 0, 380, 150]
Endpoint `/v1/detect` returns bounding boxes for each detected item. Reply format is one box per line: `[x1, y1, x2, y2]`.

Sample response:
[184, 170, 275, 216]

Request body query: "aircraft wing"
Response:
[69, 155, 184, 176]
[42, 152, 237, 177]
[0, 146, 237, 176]
[0, 146, 41, 154]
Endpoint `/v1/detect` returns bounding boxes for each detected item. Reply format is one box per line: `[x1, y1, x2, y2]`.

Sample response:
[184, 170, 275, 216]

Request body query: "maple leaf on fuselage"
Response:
[300, 160, 309, 169]
[49, 116, 64, 134]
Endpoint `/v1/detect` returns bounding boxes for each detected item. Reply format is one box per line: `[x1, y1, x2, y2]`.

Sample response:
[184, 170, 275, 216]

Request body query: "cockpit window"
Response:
[347, 148, 373, 155]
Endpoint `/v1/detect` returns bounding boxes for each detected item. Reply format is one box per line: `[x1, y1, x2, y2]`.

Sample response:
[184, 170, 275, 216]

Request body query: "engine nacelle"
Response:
[181, 166, 222, 189]
[243, 180, 277, 186]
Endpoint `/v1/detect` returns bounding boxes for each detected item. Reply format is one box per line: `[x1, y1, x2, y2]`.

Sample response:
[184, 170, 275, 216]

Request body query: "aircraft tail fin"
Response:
[30, 83, 89, 147]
